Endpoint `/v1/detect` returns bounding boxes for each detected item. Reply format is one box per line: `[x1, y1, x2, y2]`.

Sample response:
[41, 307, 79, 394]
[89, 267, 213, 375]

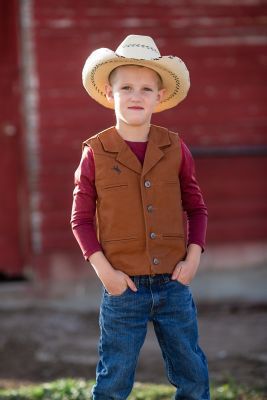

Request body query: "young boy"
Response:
[71, 35, 210, 399]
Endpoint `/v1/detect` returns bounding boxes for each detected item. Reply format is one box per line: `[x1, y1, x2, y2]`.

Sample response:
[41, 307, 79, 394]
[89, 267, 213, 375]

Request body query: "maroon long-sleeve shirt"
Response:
[71, 138, 208, 260]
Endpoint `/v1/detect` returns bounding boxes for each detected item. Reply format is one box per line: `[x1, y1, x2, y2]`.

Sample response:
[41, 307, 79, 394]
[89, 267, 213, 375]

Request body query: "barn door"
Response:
[0, 0, 28, 277]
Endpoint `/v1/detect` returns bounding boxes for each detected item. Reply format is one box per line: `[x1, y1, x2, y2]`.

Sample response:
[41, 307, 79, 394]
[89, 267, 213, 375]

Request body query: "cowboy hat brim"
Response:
[82, 48, 190, 113]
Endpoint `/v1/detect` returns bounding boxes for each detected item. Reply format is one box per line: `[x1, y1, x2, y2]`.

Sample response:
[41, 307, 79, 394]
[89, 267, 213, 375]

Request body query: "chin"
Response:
[126, 118, 148, 126]
[129, 119, 144, 125]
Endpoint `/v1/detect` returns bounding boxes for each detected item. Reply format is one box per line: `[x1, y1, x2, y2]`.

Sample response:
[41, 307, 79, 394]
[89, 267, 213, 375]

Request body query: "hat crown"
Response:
[115, 35, 161, 60]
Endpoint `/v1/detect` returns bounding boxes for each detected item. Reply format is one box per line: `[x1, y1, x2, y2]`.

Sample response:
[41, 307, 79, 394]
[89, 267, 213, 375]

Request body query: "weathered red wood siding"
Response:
[0, 0, 28, 275]
[29, 1, 267, 261]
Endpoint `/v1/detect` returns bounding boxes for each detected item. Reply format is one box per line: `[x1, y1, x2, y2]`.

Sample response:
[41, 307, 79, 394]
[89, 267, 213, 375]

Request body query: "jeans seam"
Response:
[148, 276, 156, 316]
[154, 323, 178, 388]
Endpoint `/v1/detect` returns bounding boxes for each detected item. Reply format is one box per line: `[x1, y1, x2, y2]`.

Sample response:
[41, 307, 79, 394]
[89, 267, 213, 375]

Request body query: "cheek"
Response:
[147, 95, 160, 108]
[114, 92, 127, 104]
[113, 94, 123, 108]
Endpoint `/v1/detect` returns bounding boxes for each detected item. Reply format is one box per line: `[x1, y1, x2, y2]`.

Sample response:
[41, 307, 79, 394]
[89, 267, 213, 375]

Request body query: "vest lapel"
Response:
[116, 142, 142, 174]
[99, 126, 142, 174]
[142, 125, 171, 176]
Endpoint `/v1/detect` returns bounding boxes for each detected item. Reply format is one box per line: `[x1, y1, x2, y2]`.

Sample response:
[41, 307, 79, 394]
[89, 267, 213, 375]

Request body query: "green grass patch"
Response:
[0, 379, 265, 400]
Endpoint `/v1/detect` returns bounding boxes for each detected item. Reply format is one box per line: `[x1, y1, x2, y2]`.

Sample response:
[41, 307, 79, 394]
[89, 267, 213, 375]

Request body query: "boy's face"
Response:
[105, 65, 165, 129]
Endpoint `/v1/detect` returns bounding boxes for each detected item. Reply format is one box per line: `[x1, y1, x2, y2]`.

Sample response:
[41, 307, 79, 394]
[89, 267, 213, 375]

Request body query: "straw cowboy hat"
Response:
[82, 34, 190, 112]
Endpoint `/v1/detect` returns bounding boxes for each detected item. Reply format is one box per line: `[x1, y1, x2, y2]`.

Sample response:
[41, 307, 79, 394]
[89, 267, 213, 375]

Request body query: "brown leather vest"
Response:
[84, 125, 186, 275]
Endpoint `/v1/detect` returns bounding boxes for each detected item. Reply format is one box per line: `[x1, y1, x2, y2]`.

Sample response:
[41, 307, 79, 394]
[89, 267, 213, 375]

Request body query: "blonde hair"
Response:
[108, 65, 163, 89]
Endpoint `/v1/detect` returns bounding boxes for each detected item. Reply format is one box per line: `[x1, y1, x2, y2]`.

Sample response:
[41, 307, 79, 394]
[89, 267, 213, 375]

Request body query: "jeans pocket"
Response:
[175, 279, 190, 289]
[104, 287, 129, 298]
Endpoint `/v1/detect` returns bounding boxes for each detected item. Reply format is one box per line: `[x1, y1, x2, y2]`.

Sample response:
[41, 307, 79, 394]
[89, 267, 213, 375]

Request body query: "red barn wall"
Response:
[0, 0, 29, 277]
[1, 0, 267, 277]
[30, 0, 267, 275]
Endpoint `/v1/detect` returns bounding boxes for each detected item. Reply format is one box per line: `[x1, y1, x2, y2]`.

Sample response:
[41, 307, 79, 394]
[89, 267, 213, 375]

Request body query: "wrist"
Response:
[89, 251, 115, 280]
[185, 244, 201, 267]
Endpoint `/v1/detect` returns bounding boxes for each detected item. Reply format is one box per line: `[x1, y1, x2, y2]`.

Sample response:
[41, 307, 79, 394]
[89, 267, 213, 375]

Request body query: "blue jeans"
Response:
[92, 274, 210, 400]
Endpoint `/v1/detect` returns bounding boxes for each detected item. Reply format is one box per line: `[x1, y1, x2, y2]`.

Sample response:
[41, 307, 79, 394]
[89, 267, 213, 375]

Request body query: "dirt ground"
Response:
[0, 298, 267, 393]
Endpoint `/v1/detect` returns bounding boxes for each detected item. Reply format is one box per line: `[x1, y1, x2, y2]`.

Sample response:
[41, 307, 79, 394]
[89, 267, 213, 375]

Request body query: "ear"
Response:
[105, 84, 114, 104]
[156, 88, 166, 104]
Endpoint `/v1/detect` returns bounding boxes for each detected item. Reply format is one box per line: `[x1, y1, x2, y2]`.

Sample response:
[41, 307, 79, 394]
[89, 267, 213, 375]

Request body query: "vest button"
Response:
[144, 180, 151, 188]
[153, 257, 160, 265]
[150, 232, 156, 239]
[147, 205, 153, 213]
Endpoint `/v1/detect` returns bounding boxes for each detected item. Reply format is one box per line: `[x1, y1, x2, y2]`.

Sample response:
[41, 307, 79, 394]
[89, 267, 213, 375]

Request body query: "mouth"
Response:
[128, 106, 144, 110]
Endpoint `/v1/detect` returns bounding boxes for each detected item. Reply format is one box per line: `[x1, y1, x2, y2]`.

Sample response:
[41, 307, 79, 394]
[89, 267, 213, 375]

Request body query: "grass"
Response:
[0, 379, 266, 400]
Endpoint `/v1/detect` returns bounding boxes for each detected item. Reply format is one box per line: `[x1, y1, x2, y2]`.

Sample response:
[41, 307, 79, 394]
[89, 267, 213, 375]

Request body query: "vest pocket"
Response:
[102, 183, 128, 190]
[162, 233, 184, 239]
[103, 236, 138, 243]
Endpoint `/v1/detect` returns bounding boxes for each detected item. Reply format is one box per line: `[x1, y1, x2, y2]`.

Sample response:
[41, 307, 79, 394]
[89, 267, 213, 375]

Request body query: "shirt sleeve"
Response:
[70, 145, 102, 260]
[179, 140, 208, 251]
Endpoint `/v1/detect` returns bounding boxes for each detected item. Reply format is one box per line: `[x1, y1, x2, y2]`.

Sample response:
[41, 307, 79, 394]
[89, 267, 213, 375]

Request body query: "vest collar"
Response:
[98, 125, 172, 175]
[99, 125, 170, 151]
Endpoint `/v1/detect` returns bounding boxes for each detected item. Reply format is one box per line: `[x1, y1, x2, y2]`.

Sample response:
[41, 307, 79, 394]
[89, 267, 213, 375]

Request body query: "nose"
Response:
[130, 90, 142, 101]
